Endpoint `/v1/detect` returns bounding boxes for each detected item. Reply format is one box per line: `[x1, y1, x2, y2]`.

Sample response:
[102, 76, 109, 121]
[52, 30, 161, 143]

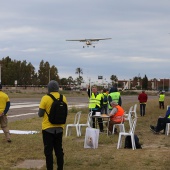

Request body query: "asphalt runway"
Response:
[8, 95, 158, 122]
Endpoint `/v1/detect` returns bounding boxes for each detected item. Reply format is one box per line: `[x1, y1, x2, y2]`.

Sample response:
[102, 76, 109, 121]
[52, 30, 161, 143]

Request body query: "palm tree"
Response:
[110, 74, 118, 86]
[75, 67, 83, 78]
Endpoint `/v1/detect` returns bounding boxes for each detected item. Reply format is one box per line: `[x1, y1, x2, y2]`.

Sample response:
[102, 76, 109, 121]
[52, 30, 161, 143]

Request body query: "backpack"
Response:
[124, 135, 142, 149]
[45, 93, 68, 124]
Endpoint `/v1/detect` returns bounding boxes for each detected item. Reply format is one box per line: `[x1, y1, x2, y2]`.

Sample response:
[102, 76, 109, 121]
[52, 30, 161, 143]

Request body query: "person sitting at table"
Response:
[108, 100, 125, 133]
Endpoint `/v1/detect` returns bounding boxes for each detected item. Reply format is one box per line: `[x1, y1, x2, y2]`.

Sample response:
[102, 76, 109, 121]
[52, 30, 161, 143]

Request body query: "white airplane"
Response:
[66, 38, 111, 48]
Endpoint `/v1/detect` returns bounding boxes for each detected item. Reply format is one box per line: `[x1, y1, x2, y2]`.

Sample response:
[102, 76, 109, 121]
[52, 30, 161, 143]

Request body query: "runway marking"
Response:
[8, 103, 88, 118]
[10, 104, 39, 109]
[8, 113, 36, 118]
[10, 103, 87, 109]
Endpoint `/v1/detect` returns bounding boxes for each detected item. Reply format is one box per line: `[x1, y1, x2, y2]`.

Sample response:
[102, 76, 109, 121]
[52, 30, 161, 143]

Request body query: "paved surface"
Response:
[12, 160, 45, 169]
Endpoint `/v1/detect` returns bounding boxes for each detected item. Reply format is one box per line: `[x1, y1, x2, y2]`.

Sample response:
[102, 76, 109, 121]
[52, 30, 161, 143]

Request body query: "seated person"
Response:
[150, 107, 170, 134]
[108, 101, 125, 133]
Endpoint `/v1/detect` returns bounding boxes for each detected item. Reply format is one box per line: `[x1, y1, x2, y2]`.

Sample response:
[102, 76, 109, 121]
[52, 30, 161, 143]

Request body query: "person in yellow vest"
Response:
[0, 84, 11, 143]
[108, 100, 125, 133]
[38, 80, 68, 170]
[101, 88, 108, 114]
[87, 85, 104, 132]
[108, 86, 122, 113]
[159, 91, 165, 109]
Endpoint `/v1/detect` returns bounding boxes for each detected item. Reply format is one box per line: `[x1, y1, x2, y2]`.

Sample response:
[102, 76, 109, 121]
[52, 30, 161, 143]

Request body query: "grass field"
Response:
[0, 94, 170, 170]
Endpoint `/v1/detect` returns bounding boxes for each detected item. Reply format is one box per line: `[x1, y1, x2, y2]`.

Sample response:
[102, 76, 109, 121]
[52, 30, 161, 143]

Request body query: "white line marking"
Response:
[8, 113, 36, 118]
[10, 104, 39, 109]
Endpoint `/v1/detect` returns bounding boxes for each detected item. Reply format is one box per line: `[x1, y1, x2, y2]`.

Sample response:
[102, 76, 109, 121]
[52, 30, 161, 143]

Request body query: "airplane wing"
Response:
[89, 38, 112, 42]
[66, 38, 111, 42]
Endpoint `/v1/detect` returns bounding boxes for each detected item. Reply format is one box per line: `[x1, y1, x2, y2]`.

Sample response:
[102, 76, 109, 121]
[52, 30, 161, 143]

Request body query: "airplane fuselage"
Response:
[86, 41, 92, 45]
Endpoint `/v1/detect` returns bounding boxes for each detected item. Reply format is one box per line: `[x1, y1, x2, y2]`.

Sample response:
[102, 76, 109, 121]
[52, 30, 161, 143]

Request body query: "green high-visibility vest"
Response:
[159, 94, 165, 102]
[108, 92, 120, 109]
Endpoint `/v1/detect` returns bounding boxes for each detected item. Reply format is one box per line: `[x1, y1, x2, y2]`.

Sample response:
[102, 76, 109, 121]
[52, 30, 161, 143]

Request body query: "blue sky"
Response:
[0, 0, 170, 83]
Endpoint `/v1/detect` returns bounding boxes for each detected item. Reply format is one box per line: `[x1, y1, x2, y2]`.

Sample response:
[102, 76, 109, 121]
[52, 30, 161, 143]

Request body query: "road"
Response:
[8, 95, 158, 122]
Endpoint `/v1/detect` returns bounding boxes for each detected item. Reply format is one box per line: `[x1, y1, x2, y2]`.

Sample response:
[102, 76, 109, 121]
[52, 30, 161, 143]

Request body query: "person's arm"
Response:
[109, 108, 118, 116]
[38, 108, 45, 117]
[118, 97, 122, 106]
[4, 101, 10, 115]
[108, 95, 112, 106]
[87, 88, 91, 98]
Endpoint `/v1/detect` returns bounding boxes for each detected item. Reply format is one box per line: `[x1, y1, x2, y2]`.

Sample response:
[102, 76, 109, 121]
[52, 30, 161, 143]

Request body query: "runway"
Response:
[8, 98, 88, 122]
[7, 95, 158, 122]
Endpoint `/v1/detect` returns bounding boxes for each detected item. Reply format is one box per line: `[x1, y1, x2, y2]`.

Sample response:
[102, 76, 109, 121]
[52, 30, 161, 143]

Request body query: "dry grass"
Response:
[0, 97, 170, 170]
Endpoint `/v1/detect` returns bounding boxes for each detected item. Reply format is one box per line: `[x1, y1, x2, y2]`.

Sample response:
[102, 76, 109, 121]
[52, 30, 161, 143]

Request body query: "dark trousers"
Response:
[101, 104, 108, 114]
[159, 101, 164, 109]
[42, 130, 64, 170]
[140, 104, 146, 116]
[91, 110, 103, 132]
[156, 117, 170, 132]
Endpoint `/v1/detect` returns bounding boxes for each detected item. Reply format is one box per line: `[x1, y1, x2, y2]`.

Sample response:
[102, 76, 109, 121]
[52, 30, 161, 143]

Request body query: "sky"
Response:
[0, 0, 170, 84]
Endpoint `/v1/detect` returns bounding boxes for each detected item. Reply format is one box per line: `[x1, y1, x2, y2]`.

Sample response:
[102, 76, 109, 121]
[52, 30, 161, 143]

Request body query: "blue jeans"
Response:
[140, 103, 146, 116]
[42, 130, 64, 170]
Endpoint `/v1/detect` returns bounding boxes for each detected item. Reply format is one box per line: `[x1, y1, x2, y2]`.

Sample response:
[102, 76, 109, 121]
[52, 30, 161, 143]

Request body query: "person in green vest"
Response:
[159, 91, 165, 109]
[87, 85, 104, 132]
[101, 88, 108, 115]
[108, 86, 122, 113]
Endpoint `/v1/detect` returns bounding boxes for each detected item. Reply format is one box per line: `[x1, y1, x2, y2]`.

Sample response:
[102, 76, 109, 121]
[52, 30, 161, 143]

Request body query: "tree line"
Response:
[0, 56, 84, 87]
[0, 56, 150, 89]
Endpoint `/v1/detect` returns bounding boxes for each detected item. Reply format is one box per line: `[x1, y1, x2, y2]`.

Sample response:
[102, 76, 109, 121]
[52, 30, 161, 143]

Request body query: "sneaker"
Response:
[7, 139, 11, 143]
[150, 125, 159, 134]
[150, 125, 155, 130]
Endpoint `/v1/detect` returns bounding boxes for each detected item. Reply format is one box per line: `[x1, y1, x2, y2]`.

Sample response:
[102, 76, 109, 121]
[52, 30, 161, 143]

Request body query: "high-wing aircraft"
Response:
[66, 38, 111, 48]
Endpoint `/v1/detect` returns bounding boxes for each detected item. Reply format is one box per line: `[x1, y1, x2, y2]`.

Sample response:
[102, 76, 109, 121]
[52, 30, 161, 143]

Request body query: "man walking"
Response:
[0, 84, 11, 142]
[38, 80, 68, 170]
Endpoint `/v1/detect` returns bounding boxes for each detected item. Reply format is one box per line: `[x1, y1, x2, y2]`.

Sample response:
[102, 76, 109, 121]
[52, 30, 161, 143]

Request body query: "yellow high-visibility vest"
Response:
[89, 93, 102, 109]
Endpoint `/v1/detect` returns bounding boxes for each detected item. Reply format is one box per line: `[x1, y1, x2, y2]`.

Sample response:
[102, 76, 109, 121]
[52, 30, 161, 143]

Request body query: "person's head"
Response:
[47, 80, 59, 93]
[109, 86, 118, 93]
[92, 86, 97, 93]
[103, 88, 107, 93]
[0, 84, 2, 91]
[110, 100, 118, 107]
[142, 90, 145, 93]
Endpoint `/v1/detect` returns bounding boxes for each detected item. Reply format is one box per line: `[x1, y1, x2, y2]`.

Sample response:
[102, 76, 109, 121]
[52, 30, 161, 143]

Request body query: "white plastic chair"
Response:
[165, 123, 170, 136]
[65, 111, 82, 137]
[124, 106, 133, 129]
[79, 111, 92, 136]
[131, 104, 137, 118]
[117, 117, 137, 150]
[112, 112, 126, 135]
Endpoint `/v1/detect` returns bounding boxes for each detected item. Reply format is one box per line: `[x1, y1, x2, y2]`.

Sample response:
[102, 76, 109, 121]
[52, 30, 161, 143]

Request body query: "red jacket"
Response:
[138, 92, 148, 103]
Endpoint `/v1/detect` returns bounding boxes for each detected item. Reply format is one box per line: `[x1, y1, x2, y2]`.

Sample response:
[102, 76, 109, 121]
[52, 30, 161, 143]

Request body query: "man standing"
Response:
[0, 84, 11, 142]
[138, 90, 148, 116]
[87, 85, 104, 132]
[108, 86, 122, 113]
[159, 91, 165, 109]
[38, 80, 68, 170]
[101, 88, 108, 115]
